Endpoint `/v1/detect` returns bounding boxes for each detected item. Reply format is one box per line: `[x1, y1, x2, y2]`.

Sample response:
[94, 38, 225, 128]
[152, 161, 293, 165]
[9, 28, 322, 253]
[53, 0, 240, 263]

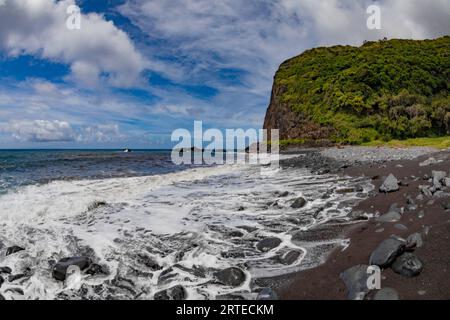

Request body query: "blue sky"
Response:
[0, 0, 449, 148]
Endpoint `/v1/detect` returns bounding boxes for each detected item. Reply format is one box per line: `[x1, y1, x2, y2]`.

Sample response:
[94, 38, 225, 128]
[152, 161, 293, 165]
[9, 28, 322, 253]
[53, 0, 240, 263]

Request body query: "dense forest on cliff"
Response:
[274, 36, 450, 144]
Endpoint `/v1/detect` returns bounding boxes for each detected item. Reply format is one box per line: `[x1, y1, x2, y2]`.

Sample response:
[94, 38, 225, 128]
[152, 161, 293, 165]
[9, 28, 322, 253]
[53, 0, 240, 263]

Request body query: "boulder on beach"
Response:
[391, 252, 423, 277]
[369, 237, 405, 268]
[154, 285, 186, 300]
[5, 246, 25, 256]
[257, 288, 279, 300]
[290, 197, 307, 209]
[340, 264, 371, 300]
[256, 237, 282, 252]
[52, 256, 92, 281]
[374, 287, 399, 300]
[379, 174, 399, 193]
[214, 267, 246, 287]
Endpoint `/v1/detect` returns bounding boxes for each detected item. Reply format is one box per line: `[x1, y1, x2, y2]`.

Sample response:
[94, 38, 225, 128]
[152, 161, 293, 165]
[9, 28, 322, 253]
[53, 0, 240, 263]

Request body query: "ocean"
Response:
[0, 149, 371, 300]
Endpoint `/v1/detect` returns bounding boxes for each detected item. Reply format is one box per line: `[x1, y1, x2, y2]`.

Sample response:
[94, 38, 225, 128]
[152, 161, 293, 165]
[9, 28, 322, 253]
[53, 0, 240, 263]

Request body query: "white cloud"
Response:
[118, 0, 450, 131]
[152, 104, 206, 117]
[0, 119, 77, 142]
[0, 119, 129, 143]
[120, 0, 450, 90]
[0, 0, 147, 88]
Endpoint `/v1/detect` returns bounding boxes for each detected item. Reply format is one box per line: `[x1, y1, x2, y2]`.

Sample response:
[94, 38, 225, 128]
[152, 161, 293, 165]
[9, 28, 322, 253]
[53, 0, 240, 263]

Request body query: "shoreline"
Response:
[259, 146, 450, 300]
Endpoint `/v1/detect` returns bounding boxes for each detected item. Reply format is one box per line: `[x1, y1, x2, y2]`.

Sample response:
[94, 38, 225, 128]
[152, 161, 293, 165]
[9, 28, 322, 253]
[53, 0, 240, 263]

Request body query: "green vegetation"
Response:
[276, 36, 450, 144]
[362, 136, 450, 149]
[278, 139, 306, 147]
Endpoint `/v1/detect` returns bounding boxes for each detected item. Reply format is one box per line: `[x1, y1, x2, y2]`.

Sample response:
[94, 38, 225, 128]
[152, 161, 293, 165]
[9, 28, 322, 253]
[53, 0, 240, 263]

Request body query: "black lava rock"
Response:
[290, 197, 307, 209]
[340, 264, 371, 300]
[379, 174, 399, 193]
[8, 274, 27, 282]
[5, 246, 25, 256]
[369, 237, 405, 268]
[256, 237, 282, 252]
[391, 253, 423, 277]
[279, 250, 301, 265]
[154, 285, 186, 300]
[214, 267, 246, 287]
[52, 256, 92, 281]
[0, 266, 12, 274]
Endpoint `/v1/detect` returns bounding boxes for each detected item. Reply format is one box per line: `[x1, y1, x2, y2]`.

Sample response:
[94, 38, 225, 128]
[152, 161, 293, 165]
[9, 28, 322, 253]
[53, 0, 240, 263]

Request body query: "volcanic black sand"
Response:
[258, 147, 450, 300]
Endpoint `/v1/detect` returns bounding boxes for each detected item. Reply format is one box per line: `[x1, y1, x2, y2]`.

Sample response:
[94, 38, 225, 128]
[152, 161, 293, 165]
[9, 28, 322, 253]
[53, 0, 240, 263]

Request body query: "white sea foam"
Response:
[0, 156, 372, 300]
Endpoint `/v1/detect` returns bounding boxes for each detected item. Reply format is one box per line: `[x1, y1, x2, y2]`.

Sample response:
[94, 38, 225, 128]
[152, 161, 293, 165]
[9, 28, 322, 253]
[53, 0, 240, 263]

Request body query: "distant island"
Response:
[264, 36, 450, 147]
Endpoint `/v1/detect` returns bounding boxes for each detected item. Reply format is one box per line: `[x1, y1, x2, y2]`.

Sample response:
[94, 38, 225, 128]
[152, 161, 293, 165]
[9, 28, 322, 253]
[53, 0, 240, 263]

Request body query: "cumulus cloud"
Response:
[0, 120, 77, 142]
[0, 0, 146, 88]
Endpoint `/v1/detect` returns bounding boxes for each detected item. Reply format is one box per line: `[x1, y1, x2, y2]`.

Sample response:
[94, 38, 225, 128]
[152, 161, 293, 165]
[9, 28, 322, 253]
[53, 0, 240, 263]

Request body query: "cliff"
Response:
[264, 36, 450, 144]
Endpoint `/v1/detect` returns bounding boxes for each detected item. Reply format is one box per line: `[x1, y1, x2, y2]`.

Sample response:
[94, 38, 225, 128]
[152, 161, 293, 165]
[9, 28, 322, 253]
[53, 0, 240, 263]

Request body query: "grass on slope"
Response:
[362, 136, 450, 149]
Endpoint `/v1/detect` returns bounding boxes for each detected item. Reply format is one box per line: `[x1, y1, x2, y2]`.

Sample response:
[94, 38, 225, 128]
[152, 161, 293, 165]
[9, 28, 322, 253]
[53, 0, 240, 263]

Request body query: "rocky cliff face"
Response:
[263, 37, 450, 145]
[263, 79, 335, 142]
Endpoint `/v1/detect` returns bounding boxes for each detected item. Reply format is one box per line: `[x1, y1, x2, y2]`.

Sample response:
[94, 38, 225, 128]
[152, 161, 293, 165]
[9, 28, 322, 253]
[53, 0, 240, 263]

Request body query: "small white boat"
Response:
[123, 148, 132, 153]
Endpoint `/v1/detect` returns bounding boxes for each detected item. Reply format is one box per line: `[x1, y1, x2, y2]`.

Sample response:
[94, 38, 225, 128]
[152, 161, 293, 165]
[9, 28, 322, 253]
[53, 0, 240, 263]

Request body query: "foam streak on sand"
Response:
[0, 157, 371, 300]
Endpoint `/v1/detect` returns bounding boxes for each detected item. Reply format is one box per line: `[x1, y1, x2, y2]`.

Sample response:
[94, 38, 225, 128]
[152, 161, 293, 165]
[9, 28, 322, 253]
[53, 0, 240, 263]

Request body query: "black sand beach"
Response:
[258, 147, 450, 300]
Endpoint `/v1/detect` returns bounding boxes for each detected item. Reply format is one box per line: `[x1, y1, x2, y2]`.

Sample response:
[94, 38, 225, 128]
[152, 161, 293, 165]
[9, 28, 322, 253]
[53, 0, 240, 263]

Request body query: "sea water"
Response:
[0, 150, 372, 300]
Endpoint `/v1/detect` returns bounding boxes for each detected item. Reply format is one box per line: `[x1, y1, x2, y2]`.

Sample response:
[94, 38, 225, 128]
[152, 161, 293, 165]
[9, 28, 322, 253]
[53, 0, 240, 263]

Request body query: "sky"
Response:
[0, 0, 449, 149]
